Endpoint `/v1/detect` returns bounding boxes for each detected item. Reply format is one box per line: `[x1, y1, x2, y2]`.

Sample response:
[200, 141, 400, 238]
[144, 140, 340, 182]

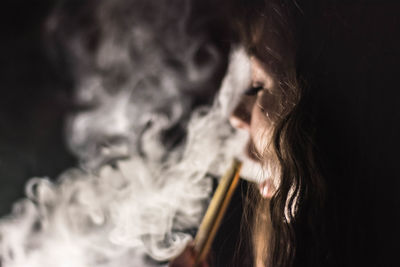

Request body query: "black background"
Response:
[0, 1, 400, 266]
[0, 1, 75, 216]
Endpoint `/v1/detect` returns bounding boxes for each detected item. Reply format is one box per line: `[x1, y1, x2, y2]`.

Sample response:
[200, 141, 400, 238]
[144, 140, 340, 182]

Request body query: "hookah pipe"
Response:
[193, 159, 242, 266]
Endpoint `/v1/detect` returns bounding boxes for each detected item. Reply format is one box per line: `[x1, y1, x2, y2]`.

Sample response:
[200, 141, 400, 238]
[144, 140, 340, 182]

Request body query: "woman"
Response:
[171, 0, 327, 266]
[172, 0, 400, 266]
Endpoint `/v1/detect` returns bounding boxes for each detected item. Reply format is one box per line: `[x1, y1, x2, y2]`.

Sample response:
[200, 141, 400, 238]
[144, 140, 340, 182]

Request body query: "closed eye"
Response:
[244, 86, 264, 96]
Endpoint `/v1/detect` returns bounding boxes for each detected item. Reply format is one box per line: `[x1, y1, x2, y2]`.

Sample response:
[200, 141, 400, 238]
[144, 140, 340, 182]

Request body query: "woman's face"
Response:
[230, 56, 281, 197]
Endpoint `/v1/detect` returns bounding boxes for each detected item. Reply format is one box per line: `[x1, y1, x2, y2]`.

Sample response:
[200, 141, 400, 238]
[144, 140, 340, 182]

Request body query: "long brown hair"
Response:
[229, 1, 327, 266]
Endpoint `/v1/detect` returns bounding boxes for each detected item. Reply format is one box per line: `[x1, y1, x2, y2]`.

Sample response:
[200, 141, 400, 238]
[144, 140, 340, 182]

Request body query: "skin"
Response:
[169, 56, 279, 267]
[169, 243, 209, 267]
[230, 56, 279, 199]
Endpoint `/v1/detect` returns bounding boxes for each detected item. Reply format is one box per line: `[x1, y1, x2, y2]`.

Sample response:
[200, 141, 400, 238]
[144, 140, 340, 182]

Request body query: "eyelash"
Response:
[244, 86, 264, 96]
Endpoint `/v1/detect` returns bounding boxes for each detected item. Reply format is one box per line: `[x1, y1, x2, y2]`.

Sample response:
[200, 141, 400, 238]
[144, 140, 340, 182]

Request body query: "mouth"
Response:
[233, 138, 266, 183]
[243, 140, 277, 198]
[245, 139, 263, 163]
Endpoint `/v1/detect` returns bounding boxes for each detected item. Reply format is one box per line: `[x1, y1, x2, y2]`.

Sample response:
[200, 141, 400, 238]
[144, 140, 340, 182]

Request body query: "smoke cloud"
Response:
[0, 0, 263, 266]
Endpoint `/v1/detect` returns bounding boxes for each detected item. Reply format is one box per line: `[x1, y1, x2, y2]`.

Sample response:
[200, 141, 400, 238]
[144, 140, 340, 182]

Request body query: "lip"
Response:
[244, 139, 277, 198]
[245, 139, 262, 163]
[235, 137, 267, 183]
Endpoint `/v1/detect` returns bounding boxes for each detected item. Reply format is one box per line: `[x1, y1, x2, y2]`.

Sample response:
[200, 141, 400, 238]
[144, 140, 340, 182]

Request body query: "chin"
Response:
[240, 139, 280, 191]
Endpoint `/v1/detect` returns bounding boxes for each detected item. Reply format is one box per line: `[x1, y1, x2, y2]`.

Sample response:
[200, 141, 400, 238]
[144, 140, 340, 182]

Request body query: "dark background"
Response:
[0, 1, 76, 216]
[0, 1, 400, 266]
[295, 2, 400, 266]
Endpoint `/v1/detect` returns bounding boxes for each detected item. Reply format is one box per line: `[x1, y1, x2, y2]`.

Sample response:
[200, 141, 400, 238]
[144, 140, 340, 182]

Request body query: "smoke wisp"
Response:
[0, 0, 261, 266]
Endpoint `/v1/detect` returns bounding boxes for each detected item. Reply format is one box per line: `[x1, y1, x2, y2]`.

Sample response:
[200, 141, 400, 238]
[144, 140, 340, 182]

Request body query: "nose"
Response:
[229, 97, 252, 131]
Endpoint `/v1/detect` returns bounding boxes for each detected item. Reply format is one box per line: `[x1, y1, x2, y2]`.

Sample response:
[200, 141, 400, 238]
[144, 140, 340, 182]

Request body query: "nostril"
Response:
[229, 103, 251, 130]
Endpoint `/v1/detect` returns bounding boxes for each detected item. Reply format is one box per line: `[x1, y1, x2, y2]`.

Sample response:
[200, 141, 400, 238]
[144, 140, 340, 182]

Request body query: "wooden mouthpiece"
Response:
[193, 158, 242, 266]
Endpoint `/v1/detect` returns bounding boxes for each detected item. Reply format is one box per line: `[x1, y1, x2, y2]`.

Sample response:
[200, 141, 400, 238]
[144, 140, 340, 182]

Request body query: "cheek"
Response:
[259, 90, 281, 118]
[249, 104, 274, 154]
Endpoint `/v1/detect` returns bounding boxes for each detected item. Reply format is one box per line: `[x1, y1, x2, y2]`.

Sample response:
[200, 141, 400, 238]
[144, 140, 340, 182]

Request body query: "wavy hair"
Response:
[229, 1, 328, 266]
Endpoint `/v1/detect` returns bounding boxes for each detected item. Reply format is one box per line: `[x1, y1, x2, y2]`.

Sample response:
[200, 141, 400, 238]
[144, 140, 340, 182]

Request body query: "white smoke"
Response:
[0, 0, 268, 265]
[55, 0, 225, 171]
[0, 42, 257, 267]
